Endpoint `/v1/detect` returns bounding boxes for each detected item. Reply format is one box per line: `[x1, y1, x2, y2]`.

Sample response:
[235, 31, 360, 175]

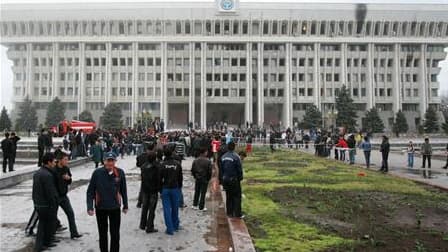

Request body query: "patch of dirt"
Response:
[268, 187, 448, 252]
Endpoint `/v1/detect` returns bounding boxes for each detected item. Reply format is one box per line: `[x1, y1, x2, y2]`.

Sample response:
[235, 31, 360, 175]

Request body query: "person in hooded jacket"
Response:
[139, 151, 160, 233]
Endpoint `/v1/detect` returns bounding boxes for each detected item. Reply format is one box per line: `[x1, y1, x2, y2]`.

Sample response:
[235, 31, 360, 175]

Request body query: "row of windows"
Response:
[2, 20, 447, 38]
[111, 87, 161, 97]
[19, 56, 439, 70]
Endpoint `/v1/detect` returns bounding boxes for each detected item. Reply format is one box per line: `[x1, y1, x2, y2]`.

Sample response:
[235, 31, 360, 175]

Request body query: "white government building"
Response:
[0, 0, 447, 130]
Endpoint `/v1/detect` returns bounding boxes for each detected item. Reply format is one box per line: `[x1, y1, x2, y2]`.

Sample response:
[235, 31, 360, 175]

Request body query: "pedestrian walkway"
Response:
[0, 156, 227, 252]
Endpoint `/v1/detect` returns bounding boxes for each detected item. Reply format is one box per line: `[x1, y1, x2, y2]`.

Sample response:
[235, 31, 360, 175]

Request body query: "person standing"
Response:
[347, 134, 356, 165]
[55, 153, 82, 239]
[32, 153, 59, 251]
[421, 137, 432, 178]
[335, 136, 348, 162]
[211, 136, 221, 163]
[407, 141, 415, 169]
[159, 146, 183, 235]
[10, 132, 20, 165]
[37, 130, 46, 167]
[1, 132, 14, 173]
[86, 152, 128, 252]
[379, 135, 390, 173]
[139, 151, 160, 233]
[191, 148, 212, 211]
[90, 140, 104, 168]
[221, 142, 244, 218]
[442, 144, 448, 169]
[359, 136, 372, 168]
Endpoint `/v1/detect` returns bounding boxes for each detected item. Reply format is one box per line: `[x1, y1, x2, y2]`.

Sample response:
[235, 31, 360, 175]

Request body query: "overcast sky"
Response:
[1, 0, 447, 110]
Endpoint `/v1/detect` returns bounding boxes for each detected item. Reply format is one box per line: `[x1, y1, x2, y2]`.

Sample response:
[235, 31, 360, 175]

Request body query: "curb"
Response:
[220, 189, 256, 252]
[0, 157, 91, 190]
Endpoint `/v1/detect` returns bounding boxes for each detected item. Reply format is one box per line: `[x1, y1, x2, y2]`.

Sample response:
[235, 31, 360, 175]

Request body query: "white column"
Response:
[51, 42, 58, 99]
[131, 42, 138, 127]
[314, 43, 321, 110]
[245, 42, 252, 126]
[161, 42, 168, 123]
[26, 43, 32, 98]
[367, 43, 375, 109]
[189, 42, 195, 125]
[105, 42, 111, 105]
[200, 42, 207, 129]
[78, 42, 85, 115]
[284, 42, 292, 128]
[257, 42, 264, 127]
[393, 43, 401, 113]
[420, 44, 427, 118]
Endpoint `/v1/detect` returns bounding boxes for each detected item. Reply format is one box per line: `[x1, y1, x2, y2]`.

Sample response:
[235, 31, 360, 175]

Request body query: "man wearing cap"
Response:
[86, 152, 128, 252]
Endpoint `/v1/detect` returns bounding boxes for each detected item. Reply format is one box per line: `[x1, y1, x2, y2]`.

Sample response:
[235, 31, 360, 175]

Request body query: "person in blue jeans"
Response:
[159, 146, 183, 235]
[407, 141, 415, 169]
[359, 136, 372, 168]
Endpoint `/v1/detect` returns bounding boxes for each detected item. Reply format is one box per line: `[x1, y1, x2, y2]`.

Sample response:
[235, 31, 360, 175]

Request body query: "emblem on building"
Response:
[216, 0, 238, 12]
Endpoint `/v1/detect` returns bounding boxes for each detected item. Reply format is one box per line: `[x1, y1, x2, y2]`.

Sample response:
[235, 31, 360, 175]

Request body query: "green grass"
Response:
[242, 148, 448, 252]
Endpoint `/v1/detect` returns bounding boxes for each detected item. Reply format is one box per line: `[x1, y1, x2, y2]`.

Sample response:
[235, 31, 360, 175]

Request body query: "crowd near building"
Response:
[0, 0, 447, 131]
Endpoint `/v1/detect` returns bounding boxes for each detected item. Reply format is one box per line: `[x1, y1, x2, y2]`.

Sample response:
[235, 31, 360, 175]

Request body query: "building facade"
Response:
[1, 1, 447, 130]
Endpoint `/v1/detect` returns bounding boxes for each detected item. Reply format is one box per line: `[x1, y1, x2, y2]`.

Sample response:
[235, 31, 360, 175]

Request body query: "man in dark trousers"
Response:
[159, 146, 183, 235]
[221, 141, 244, 218]
[38, 130, 46, 167]
[32, 153, 59, 251]
[379, 135, 390, 173]
[1, 132, 14, 173]
[136, 142, 155, 208]
[139, 151, 160, 233]
[86, 152, 128, 252]
[191, 148, 212, 211]
[10, 132, 20, 165]
[55, 152, 82, 239]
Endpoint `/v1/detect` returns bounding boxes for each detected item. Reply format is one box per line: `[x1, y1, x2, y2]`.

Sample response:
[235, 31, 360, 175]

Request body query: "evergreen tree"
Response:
[363, 108, 384, 133]
[101, 103, 123, 130]
[45, 97, 66, 127]
[335, 85, 358, 132]
[0, 106, 12, 131]
[15, 96, 38, 131]
[78, 110, 95, 122]
[441, 118, 448, 135]
[392, 110, 409, 137]
[423, 106, 439, 133]
[301, 105, 322, 129]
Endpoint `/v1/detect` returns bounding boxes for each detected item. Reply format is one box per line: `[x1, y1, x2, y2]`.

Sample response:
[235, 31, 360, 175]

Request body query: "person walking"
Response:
[191, 148, 212, 211]
[159, 146, 183, 235]
[407, 141, 415, 169]
[221, 141, 244, 218]
[359, 136, 372, 168]
[55, 152, 82, 239]
[32, 153, 59, 252]
[1, 132, 14, 173]
[335, 136, 348, 162]
[86, 152, 128, 252]
[421, 137, 432, 178]
[379, 135, 390, 173]
[139, 151, 160, 233]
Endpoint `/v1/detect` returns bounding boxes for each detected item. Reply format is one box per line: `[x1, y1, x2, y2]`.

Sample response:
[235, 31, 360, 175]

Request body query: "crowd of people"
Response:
[29, 125, 247, 252]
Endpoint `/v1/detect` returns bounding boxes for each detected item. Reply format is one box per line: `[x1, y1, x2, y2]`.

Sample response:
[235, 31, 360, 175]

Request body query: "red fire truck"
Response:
[51, 120, 96, 137]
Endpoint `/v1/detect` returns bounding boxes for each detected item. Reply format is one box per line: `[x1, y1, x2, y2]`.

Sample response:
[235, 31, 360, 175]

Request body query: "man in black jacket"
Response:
[37, 130, 46, 167]
[32, 153, 59, 251]
[159, 146, 183, 235]
[1, 132, 14, 173]
[139, 151, 160, 233]
[55, 153, 82, 239]
[10, 132, 20, 165]
[191, 148, 212, 211]
[379, 135, 390, 173]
